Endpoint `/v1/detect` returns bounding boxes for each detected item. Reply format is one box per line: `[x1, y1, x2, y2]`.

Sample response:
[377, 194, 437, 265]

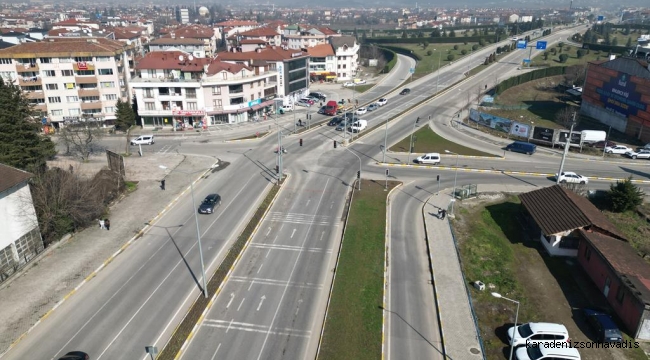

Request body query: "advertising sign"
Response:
[510, 122, 530, 138]
[469, 109, 512, 133]
[532, 126, 555, 142]
[557, 131, 582, 145]
[595, 72, 646, 118]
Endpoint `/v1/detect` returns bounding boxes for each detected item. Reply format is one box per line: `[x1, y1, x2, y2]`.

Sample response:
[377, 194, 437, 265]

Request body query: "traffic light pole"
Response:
[341, 145, 362, 191]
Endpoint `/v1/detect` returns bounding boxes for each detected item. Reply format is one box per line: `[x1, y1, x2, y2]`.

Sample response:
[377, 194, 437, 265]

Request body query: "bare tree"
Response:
[57, 120, 105, 161]
[555, 106, 578, 128]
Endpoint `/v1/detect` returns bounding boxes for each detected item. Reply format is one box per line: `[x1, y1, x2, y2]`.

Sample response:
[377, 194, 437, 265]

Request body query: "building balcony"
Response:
[16, 63, 39, 72]
[78, 89, 100, 97]
[129, 77, 201, 87]
[80, 102, 103, 110]
[18, 77, 41, 86]
[75, 76, 98, 85]
[34, 104, 47, 112]
[26, 92, 45, 99]
[137, 109, 173, 116]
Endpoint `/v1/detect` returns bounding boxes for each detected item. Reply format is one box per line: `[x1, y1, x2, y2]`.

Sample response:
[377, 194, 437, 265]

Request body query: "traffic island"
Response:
[157, 176, 288, 360]
[389, 125, 499, 157]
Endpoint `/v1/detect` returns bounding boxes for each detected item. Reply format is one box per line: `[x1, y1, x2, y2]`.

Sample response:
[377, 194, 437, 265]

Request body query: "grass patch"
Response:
[352, 84, 374, 93]
[157, 179, 284, 360]
[124, 181, 137, 193]
[389, 43, 481, 80]
[389, 125, 498, 156]
[319, 179, 400, 360]
[530, 45, 608, 68]
[229, 131, 269, 141]
[604, 210, 650, 259]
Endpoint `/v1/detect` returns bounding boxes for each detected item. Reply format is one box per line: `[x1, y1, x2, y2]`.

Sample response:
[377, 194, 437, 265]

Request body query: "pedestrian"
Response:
[104, 218, 110, 231]
[437, 208, 442, 218]
[160, 179, 165, 190]
[440, 209, 446, 220]
[99, 219, 105, 229]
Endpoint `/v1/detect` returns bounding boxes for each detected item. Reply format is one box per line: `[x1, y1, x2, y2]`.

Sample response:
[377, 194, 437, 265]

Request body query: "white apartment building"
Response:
[307, 44, 336, 81]
[330, 36, 360, 81]
[0, 37, 134, 127]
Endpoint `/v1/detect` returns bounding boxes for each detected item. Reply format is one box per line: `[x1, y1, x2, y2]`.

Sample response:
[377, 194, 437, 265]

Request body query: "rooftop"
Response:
[216, 46, 307, 62]
[238, 27, 279, 37]
[0, 163, 32, 194]
[0, 37, 127, 57]
[135, 50, 209, 71]
[307, 43, 335, 57]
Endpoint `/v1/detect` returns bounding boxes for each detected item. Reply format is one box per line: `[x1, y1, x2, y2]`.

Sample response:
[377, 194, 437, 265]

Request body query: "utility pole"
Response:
[556, 113, 576, 184]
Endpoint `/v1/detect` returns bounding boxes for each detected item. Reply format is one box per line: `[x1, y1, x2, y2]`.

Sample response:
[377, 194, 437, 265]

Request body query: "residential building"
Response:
[330, 36, 359, 81]
[180, 9, 190, 25]
[160, 25, 217, 57]
[0, 37, 134, 127]
[307, 43, 336, 81]
[148, 37, 205, 58]
[233, 27, 281, 47]
[0, 163, 43, 283]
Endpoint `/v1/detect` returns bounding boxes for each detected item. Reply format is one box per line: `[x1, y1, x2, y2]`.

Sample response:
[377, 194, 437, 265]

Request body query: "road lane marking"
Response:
[229, 276, 324, 290]
[319, 231, 325, 241]
[226, 293, 234, 309]
[265, 249, 271, 258]
[280, 224, 284, 231]
[291, 229, 296, 238]
[250, 243, 331, 253]
[272, 235, 278, 244]
[257, 296, 266, 311]
[202, 319, 311, 338]
[248, 280, 255, 291]
[209, 343, 221, 360]
[306, 199, 311, 206]
[237, 298, 245, 311]
[226, 319, 233, 333]
[256, 178, 331, 360]
[257, 263, 264, 274]
[266, 227, 271, 236]
[296, 299, 303, 316]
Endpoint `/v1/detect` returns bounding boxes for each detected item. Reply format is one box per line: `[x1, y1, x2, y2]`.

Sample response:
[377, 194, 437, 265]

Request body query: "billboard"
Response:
[532, 126, 555, 142]
[510, 122, 530, 138]
[557, 131, 582, 145]
[469, 109, 513, 134]
[583, 63, 650, 120]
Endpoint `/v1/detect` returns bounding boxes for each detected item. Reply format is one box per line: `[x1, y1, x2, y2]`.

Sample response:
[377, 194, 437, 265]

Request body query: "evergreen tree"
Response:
[626, 37, 632, 47]
[115, 98, 136, 154]
[608, 176, 644, 212]
[0, 79, 55, 171]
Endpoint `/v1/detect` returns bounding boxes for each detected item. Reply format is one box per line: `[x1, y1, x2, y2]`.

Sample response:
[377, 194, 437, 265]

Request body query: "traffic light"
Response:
[356, 170, 361, 179]
[275, 165, 279, 173]
[333, 140, 337, 148]
[436, 175, 440, 182]
[299, 138, 303, 146]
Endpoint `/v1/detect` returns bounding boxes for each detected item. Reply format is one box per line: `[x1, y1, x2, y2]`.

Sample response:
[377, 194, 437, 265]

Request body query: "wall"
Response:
[0, 183, 39, 249]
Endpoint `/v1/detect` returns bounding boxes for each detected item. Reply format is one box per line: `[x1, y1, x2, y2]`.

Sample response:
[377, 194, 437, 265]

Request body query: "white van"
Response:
[281, 104, 294, 112]
[130, 135, 155, 145]
[350, 120, 368, 133]
[581, 130, 606, 144]
[415, 153, 441, 165]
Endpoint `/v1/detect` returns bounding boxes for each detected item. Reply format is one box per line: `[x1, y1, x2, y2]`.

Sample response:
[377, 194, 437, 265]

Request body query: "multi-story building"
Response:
[307, 44, 336, 81]
[160, 25, 217, 57]
[147, 37, 205, 58]
[284, 26, 339, 50]
[330, 36, 359, 81]
[0, 37, 134, 128]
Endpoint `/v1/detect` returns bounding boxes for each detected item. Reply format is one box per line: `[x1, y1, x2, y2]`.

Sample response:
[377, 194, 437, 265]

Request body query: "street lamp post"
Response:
[406, 117, 419, 164]
[382, 114, 389, 163]
[342, 145, 362, 191]
[444, 150, 459, 216]
[158, 165, 208, 298]
[556, 114, 576, 184]
[492, 292, 520, 360]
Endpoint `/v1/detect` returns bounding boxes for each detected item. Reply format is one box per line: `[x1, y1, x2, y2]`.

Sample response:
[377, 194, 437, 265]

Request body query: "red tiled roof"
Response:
[0, 163, 32, 194]
[206, 59, 251, 76]
[149, 37, 203, 45]
[215, 20, 258, 27]
[135, 51, 208, 71]
[240, 39, 267, 44]
[0, 37, 126, 56]
[238, 27, 279, 37]
[318, 27, 338, 35]
[518, 185, 625, 239]
[216, 46, 307, 62]
[164, 24, 213, 39]
[307, 43, 334, 57]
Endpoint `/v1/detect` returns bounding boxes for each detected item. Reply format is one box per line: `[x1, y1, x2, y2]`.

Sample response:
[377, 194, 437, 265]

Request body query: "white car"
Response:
[507, 322, 570, 347]
[515, 346, 580, 360]
[354, 79, 367, 85]
[414, 153, 441, 165]
[625, 149, 650, 159]
[604, 145, 632, 154]
[356, 107, 367, 115]
[343, 82, 355, 87]
[555, 171, 589, 184]
[377, 98, 388, 106]
[296, 99, 312, 107]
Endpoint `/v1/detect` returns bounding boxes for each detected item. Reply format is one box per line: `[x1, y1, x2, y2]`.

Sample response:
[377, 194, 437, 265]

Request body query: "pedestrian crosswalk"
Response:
[266, 212, 333, 226]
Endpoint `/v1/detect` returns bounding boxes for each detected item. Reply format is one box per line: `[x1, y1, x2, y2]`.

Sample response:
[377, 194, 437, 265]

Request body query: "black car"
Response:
[400, 88, 411, 95]
[328, 117, 343, 126]
[198, 194, 222, 214]
[308, 92, 327, 101]
[58, 352, 89, 360]
[318, 106, 327, 114]
[583, 309, 623, 343]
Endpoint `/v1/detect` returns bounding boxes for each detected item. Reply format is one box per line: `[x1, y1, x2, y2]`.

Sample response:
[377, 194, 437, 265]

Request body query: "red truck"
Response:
[324, 100, 339, 116]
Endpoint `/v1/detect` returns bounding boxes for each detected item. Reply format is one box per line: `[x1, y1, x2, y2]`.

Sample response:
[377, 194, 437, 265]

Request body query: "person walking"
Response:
[99, 219, 105, 229]
[104, 218, 110, 231]
[440, 209, 446, 220]
[160, 179, 166, 190]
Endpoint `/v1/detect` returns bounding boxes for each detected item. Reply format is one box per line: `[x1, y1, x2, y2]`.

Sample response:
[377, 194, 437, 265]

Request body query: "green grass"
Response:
[319, 179, 400, 360]
[391, 43, 481, 79]
[530, 45, 609, 67]
[229, 131, 269, 141]
[353, 84, 374, 93]
[124, 181, 137, 193]
[389, 125, 498, 156]
[604, 210, 650, 259]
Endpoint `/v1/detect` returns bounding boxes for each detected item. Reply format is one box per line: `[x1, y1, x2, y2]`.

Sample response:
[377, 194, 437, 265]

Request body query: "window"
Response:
[100, 82, 115, 88]
[46, 83, 58, 90]
[222, 72, 227, 80]
[96, 56, 110, 62]
[14, 228, 43, 264]
[144, 102, 155, 110]
[76, 70, 95, 76]
[39, 57, 52, 63]
[74, 56, 92, 62]
[98, 68, 114, 75]
[616, 286, 625, 304]
[66, 96, 78, 102]
[51, 109, 63, 115]
[62, 70, 74, 77]
[212, 99, 222, 108]
[0, 244, 14, 270]
[69, 108, 80, 115]
[230, 97, 244, 105]
[59, 58, 72, 63]
[104, 94, 117, 101]
[105, 106, 115, 113]
[44, 70, 56, 77]
[0, 58, 12, 65]
[186, 102, 197, 110]
[64, 83, 75, 89]
[144, 88, 154, 98]
[185, 88, 196, 99]
[212, 86, 221, 95]
[0, 71, 16, 80]
[48, 96, 61, 103]
[228, 84, 243, 93]
[250, 83, 254, 90]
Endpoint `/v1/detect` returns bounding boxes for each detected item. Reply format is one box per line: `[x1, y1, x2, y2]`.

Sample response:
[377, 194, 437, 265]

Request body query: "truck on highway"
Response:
[324, 100, 339, 116]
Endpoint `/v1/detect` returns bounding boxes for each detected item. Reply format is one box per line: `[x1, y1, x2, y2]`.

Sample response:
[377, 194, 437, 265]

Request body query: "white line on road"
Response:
[296, 299, 302, 316]
[272, 235, 278, 244]
[257, 296, 266, 311]
[202, 320, 311, 338]
[266, 227, 271, 236]
[265, 249, 271, 258]
[279, 224, 284, 231]
[226, 293, 234, 309]
[226, 319, 233, 333]
[319, 231, 324, 241]
[306, 199, 311, 206]
[237, 298, 245, 311]
[209, 343, 221, 360]
[248, 280, 255, 291]
[291, 229, 296, 238]
[229, 276, 324, 290]
[257, 263, 263, 274]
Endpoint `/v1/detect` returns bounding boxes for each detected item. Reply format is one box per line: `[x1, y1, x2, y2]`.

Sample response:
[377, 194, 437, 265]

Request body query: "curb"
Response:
[382, 182, 403, 360]
[224, 130, 274, 143]
[388, 151, 504, 160]
[1, 158, 220, 358]
[171, 174, 291, 359]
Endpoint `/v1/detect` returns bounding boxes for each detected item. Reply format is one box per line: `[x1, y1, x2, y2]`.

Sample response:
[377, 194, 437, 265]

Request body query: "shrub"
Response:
[447, 54, 455, 61]
[608, 177, 644, 212]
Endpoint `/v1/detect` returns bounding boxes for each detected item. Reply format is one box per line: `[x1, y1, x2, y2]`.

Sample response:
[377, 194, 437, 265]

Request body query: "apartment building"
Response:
[307, 44, 336, 81]
[147, 37, 206, 58]
[160, 25, 217, 57]
[0, 37, 133, 127]
[330, 36, 359, 81]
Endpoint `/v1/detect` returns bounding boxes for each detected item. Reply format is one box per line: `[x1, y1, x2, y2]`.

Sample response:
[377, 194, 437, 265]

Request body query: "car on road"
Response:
[328, 117, 343, 126]
[131, 135, 154, 145]
[317, 106, 327, 114]
[367, 103, 380, 111]
[308, 92, 326, 101]
[58, 352, 89, 360]
[555, 171, 589, 184]
[342, 82, 355, 87]
[280, 105, 293, 113]
[335, 123, 346, 131]
[296, 99, 312, 107]
[354, 79, 367, 85]
[198, 194, 222, 214]
[377, 98, 388, 106]
[625, 149, 650, 159]
[604, 145, 632, 154]
[414, 153, 441, 165]
[400, 88, 411, 95]
[514, 346, 580, 360]
[356, 107, 367, 115]
[300, 98, 315, 105]
[582, 308, 623, 343]
[590, 140, 616, 149]
[507, 322, 570, 347]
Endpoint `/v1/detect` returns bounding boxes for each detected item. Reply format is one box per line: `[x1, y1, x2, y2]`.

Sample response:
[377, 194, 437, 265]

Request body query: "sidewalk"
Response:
[423, 184, 536, 360]
[0, 153, 217, 355]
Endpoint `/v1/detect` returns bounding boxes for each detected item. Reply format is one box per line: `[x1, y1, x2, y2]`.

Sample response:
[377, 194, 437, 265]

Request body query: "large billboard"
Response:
[532, 126, 555, 142]
[583, 63, 650, 120]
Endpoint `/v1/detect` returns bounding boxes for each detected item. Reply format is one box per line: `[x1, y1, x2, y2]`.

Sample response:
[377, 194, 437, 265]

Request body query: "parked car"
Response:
[343, 82, 355, 87]
[300, 98, 315, 105]
[353, 79, 367, 85]
[555, 171, 589, 184]
[328, 117, 343, 126]
[414, 153, 441, 165]
[356, 107, 367, 115]
[377, 98, 388, 106]
[308, 92, 326, 100]
[604, 145, 632, 154]
[505, 141, 536, 155]
[58, 352, 89, 360]
[131, 135, 155, 145]
[367, 103, 380, 111]
[515, 346, 581, 360]
[590, 140, 616, 149]
[625, 149, 650, 159]
[280, 105, 294, 113]
[507, 322, 570, 347]
[296, 99, 312, 107]
[198, 194, 222, 214]
[400, 88, 411, 95]
[582, 309, 623, 343]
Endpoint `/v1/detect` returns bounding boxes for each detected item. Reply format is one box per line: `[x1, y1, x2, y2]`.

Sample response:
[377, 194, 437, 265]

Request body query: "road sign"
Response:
[523, 59, 531, 64]
[597, 15, 604, 21]
[516, 40, 527, 49]
[409, 67, 415, 74]
[536, 41, 547, 50]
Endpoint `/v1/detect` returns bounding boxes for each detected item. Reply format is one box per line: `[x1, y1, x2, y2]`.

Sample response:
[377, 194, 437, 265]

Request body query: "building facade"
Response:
[0, 37, 133, 127]
[330, 36, 359, 81]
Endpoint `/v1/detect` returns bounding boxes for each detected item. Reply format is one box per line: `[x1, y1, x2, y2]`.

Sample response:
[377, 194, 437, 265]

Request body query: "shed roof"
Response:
[0, 163, 32, 193]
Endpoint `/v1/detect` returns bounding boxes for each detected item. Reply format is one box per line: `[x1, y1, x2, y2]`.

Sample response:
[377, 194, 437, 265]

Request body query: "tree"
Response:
[426, 50, 432, 56]
[447, 54, 455, 61]
[559, 54, 569, 63]
[115, 99, 136, 154]
[422, 41, 429, 49]
[461, 49, 468, 55]
[453, 44, 459, 50]
[626, 37, 632, 47]
[611, 37, 618, 46]
[401, 31, 407, 39]
[57, 119, 105, 161]
[0, 79, 56, 172]
[576, 49, 586, 58]
[449, 29, 456, 38]
[555, 106, 577, 127]
[608, 177, 644, 212]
